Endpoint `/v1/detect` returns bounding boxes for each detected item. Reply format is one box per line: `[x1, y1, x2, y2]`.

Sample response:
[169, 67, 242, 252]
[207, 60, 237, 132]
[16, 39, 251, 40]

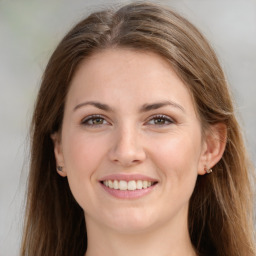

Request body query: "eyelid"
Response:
[146, 114, 175, 125]
[80, 114, 175, 126]
[81, 114, 110, 126]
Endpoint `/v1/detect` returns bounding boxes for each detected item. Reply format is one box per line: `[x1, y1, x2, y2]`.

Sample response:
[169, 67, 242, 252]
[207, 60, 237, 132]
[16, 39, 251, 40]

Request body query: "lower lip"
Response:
[100, 182, 157, 199]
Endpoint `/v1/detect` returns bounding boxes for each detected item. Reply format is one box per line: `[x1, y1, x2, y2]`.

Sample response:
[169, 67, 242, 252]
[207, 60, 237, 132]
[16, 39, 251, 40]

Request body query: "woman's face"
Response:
[53, 48, 208, 234]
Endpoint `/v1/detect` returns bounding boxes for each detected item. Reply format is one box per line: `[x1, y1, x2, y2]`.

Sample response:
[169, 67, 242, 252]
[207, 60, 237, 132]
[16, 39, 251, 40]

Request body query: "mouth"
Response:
[99, 174, 159, 199]
[100, 179, 158, 191]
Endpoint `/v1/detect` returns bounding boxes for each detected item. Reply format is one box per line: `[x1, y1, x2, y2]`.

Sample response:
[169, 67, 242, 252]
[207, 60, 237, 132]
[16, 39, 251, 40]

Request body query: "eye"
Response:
[81, 115, 109, 126]
[147, 115, 174, 126]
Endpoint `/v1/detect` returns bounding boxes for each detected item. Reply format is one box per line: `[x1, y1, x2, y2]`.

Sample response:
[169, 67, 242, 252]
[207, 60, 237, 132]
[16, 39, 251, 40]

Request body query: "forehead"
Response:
[66, 48, 196, 115]
[73, 48, 176, 83]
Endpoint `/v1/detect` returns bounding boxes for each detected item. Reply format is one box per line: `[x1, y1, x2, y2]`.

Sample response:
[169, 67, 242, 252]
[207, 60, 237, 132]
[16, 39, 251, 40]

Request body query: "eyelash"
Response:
[81, 115, 108, 126]
[81, 114, 175, 127]
[146, 115, 174, 126]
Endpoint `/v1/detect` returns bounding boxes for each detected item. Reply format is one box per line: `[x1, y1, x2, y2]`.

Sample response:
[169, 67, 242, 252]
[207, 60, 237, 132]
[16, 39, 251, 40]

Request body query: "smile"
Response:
[99, 174, 158, 199]
[102, 180, 157, 191]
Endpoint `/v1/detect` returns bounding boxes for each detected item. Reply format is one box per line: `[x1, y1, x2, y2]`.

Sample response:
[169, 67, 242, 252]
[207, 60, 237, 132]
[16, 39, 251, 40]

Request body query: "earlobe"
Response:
[198, 123, 227, 175]
[51, 132, 67, 177]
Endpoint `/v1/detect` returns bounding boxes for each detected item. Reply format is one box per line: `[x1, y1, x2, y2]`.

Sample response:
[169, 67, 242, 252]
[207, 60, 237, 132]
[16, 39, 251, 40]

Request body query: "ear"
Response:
[198, 123, 227, 175]
[51, 132, 67, 177]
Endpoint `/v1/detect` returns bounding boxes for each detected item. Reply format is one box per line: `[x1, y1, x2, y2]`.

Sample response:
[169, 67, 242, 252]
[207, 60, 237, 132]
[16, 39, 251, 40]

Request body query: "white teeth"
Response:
[113, 180, 119, 189]
[128, 180, 136, 191]
[119, 180, 128, 190]
[103, 179, 155, 190]
[108, 180, 113, 189]
[136, 180, 143, 189]
[142, 180, 148, 189]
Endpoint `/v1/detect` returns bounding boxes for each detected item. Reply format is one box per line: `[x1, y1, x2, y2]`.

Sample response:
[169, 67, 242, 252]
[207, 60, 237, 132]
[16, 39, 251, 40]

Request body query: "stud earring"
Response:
[57, 166, 63, 172]
[206, 168, 212, 174]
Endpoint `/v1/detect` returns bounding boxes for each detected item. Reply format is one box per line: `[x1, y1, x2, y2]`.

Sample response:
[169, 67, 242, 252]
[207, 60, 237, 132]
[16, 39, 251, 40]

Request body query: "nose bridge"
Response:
[109, 121, 146, 166]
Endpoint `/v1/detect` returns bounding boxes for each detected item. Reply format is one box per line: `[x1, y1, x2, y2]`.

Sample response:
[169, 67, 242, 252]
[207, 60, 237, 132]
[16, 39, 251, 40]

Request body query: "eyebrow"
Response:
[140, 101, 185, 113]
[73, 101, 113, 112]
[73, 100, 185, 113]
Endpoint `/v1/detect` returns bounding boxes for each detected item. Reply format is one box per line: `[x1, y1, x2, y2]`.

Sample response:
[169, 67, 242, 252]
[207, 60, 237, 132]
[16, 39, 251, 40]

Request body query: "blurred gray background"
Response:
[0, 0, 255, 255]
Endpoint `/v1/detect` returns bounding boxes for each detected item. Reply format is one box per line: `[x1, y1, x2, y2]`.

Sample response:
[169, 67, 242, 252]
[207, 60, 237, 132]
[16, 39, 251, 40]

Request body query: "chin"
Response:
[101, 207, 159, 234]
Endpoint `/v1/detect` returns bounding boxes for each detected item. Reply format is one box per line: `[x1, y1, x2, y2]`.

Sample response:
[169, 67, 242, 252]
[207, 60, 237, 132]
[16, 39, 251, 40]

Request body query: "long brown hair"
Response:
[21, 2, 255, 255]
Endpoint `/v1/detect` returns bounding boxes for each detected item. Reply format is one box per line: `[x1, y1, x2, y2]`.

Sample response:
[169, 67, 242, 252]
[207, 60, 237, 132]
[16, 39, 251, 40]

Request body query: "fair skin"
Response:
[52, 48, 226, 256]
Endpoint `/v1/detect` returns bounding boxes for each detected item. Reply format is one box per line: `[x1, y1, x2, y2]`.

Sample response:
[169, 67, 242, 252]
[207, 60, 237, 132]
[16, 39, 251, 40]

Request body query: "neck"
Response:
[84, 212, 196, 256]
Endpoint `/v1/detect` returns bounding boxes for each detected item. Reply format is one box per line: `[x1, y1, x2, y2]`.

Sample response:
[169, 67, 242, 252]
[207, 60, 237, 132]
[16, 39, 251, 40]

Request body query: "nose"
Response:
[108, 125, 146, 167]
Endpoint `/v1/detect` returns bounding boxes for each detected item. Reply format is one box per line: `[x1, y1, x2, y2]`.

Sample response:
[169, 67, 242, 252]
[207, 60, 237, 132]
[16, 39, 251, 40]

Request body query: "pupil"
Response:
[155, 118, 164, 124]
[94, 118, 102, 124]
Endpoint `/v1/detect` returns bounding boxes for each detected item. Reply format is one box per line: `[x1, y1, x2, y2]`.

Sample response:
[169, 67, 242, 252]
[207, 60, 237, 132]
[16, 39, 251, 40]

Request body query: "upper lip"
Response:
[99, 173, 158, 182]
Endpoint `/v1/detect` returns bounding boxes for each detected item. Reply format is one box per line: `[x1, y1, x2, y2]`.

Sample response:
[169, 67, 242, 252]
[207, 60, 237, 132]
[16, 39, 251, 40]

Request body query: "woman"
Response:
[21, 2, 255, 256]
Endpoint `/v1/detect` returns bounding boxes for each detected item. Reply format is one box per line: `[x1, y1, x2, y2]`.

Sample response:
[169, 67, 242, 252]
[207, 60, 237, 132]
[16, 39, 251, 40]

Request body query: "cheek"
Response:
[61, 132, 108, 202]
[63, 131, 107, 172]
[149, 130, 202, 191]
[153, 132, 201, 167]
